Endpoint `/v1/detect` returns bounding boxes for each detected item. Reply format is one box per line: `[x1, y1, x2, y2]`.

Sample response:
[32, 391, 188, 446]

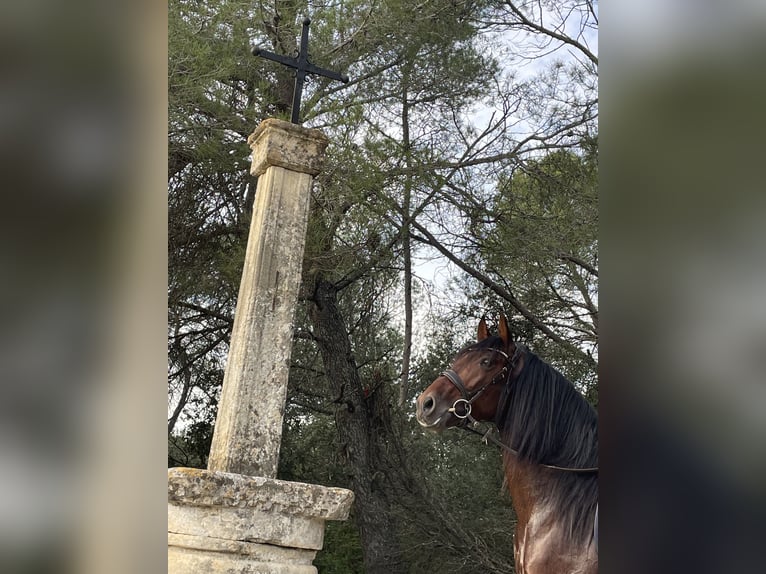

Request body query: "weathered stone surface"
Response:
[169, 533, 317, 563]
[168, 503, 326, 550]
[168, 468, 355, 521]
[169, 541, 317, 574]
[207, 154, 315, 478]
[248, 119, 329, 177]
[168, 469, 355, 572]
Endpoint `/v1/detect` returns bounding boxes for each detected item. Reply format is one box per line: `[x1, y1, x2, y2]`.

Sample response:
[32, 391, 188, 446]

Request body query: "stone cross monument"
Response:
[168, 119, 355, 573]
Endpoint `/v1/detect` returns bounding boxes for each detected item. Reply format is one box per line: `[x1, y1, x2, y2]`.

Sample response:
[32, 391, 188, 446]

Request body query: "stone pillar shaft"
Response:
[207, 119, 329, 478]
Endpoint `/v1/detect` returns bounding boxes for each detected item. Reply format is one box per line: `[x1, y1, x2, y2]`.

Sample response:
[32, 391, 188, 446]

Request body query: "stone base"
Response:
[169, 533, 317, 574]
[168, 468, 355, 574]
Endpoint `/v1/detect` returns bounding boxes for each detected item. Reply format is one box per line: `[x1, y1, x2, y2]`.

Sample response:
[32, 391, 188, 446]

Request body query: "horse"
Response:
[416, 316, 598, 574]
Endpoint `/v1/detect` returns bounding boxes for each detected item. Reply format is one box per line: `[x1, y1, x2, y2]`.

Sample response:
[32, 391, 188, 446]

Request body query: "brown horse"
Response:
[416, 316, 598, 574]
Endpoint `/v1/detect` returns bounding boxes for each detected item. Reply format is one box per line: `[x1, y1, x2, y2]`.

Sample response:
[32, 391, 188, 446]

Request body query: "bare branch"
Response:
[559, 253, 598, 277]
[410, 217, 595, 366]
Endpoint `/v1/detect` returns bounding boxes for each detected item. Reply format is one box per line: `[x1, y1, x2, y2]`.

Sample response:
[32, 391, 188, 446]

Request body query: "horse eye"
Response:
[480, 357, 491, 367]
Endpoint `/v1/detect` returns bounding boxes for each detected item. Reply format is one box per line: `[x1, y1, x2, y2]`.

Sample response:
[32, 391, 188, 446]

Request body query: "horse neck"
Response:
[503, 455, 559, 528]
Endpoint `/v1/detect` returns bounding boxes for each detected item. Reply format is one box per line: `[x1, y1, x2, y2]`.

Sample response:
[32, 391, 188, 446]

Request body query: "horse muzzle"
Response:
[415, 390, 451, 431]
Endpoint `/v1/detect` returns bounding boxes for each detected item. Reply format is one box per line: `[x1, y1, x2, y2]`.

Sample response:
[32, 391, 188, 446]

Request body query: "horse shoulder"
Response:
[516, 515, 597, 574]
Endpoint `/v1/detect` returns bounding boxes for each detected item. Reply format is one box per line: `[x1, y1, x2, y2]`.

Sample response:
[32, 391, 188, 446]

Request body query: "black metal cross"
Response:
[253, 18, 349, 124]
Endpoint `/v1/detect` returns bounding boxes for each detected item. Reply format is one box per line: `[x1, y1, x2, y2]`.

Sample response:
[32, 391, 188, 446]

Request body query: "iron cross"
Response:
[253, 18, 349, 124]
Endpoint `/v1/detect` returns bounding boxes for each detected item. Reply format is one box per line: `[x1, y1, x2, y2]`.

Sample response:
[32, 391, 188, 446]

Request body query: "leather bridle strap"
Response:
[477, 424, 599, 473]
[441, 368, 485, 421]
[441, 369, 470, 400]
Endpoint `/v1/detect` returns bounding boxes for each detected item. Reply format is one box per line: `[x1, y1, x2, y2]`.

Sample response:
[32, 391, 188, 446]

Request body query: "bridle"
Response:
[441, 344, 522, 425]
[440, 343, 598, 474]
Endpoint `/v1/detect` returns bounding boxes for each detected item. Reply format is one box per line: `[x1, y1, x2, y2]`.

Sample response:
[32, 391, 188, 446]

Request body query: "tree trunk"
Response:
[308, 278, 405, 574]
[398, 80, 414, 407]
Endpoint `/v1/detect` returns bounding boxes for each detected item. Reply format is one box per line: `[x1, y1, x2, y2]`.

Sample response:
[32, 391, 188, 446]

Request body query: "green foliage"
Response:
[314, 520, 365, 573]
[168, 421, 214, 469]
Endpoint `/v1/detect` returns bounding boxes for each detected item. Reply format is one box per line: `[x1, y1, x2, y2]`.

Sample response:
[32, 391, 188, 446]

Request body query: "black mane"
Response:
[478, 338, 598, 542]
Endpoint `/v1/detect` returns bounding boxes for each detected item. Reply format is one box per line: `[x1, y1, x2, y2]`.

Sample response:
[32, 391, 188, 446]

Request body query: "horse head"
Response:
[416, 315, 524, 431]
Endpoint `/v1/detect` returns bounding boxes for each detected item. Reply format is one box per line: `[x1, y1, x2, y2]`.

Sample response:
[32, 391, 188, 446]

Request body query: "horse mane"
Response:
[476, 337, 598, 542]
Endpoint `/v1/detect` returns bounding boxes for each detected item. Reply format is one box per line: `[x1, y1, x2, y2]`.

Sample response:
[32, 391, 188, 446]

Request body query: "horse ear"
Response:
[477, 316, 489, 341]
[498, 315, 511, 346]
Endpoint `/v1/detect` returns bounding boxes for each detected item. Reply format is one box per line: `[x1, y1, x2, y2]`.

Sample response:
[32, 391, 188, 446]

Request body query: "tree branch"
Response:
[410, 218, 595, 366]
[558, 253, 598, 277]
[176, 301, 233, 325]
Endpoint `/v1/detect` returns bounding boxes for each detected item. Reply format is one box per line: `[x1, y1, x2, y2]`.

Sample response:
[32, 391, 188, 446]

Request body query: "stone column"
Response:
[207, 119, 328, 478]
[169, 119, 354, 574]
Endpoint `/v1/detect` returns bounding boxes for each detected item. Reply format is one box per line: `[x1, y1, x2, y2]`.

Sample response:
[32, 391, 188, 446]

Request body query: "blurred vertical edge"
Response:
[602, 1, 766, 572]
[0, 0, 168, 573]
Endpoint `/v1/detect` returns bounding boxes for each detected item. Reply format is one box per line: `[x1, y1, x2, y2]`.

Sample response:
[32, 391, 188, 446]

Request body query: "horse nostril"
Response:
[422, 396, 435, 414]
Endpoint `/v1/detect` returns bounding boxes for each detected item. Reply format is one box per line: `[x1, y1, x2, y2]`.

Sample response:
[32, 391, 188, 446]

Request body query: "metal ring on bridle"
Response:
[449, 398, 472, 419]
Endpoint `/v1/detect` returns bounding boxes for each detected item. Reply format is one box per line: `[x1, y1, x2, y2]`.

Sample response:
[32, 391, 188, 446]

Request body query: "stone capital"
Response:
[248, 118, 329, 177]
